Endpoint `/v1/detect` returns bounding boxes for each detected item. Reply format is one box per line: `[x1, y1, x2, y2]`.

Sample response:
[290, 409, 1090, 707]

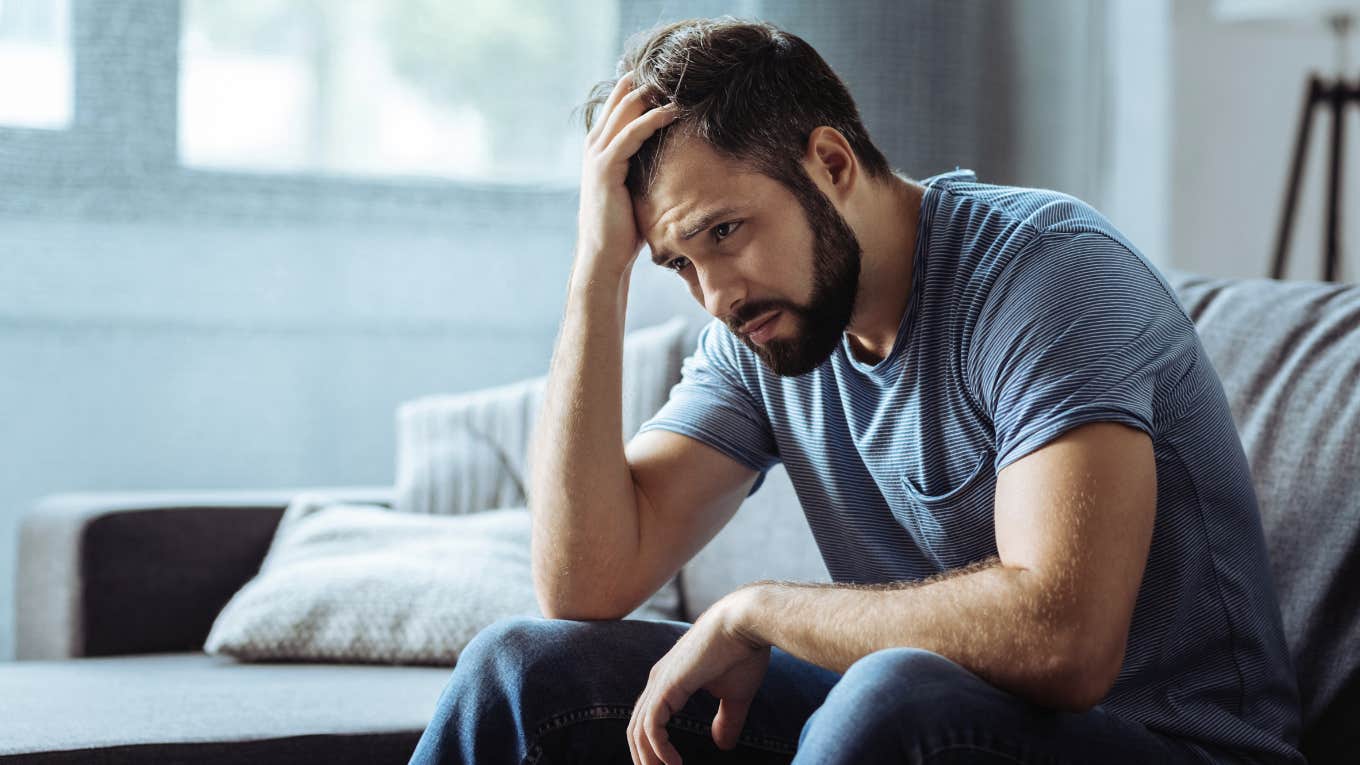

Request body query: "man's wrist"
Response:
[717, 581, 781, 649]
[571, 241, 634, 288]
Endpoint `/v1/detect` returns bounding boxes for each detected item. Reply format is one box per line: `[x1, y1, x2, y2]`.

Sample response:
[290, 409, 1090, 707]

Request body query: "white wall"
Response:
[1102, 0, 1172, 268]
[1169, 0, 1359, 280]
[1101, 0, 1360, 282]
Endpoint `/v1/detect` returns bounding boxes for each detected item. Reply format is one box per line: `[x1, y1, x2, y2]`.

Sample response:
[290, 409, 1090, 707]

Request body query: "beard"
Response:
[727, 172, 862, 377]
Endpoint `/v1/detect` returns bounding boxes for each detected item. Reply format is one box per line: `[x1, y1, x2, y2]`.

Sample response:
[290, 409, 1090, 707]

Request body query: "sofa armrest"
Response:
[16, 486, 393, 660]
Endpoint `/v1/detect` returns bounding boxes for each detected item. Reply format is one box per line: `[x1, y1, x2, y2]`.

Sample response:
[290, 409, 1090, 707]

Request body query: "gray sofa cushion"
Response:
[680, 464, 830, 620]
[1169, 271, 1360, 760]
[0, 652, 450, 763]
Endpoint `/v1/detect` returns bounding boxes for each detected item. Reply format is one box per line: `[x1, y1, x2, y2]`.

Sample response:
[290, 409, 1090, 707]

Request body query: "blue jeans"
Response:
[408, 616, 1208, 764]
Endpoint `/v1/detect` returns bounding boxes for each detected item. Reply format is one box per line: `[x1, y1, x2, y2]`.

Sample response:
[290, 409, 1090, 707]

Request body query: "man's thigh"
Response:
[795, 647, 1209, 765]
[421, 616, 841, 765]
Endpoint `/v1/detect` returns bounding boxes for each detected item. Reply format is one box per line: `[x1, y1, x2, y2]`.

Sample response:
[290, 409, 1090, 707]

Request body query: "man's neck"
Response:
[844, 172, 925, 365]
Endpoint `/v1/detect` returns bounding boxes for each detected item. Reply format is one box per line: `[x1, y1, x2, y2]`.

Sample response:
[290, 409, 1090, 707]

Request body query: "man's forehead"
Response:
[635, 138, 762, 240]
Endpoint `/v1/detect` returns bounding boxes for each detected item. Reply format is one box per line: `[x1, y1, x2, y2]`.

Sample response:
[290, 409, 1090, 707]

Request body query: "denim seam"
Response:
[522, 703, 798, 763]
[923, 741, 1030, 764]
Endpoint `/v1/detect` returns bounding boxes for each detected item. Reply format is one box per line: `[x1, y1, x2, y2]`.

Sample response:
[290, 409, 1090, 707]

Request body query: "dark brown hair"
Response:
[577, 16, 895, 200]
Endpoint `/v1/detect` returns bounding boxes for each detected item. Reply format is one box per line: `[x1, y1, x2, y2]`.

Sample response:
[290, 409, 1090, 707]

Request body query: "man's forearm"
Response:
[723, 559, 1120, 712]
[529, 252, 641, 617]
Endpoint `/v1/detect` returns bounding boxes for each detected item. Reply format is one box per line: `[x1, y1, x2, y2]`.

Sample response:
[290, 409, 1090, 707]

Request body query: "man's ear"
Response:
[803, 126, 857, 200]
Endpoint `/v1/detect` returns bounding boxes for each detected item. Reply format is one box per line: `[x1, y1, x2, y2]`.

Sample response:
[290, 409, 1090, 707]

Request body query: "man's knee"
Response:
[419, 617, 661, 763]
[831, 647, 984, 722]
[798, 647, 1013, 759]
[456, 616, 687, 695]
[457, 616, 594, 687]
[843, 647, 967, 688]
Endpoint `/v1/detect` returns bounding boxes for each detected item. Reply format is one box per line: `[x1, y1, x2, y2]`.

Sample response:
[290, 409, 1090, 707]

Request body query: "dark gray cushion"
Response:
[1169, 271, 1360, 762]
[0, 652, 451, 763]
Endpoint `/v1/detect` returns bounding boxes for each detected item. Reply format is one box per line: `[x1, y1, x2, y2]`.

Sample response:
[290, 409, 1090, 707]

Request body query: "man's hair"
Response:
[577, 16, 895, 200]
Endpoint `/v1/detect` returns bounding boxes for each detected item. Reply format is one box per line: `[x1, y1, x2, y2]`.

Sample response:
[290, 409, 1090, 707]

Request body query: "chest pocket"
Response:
[896, 447, 999, 571]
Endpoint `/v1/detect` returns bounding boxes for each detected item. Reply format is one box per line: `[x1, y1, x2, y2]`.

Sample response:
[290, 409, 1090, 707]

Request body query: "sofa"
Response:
[5, 270, 1358, 764]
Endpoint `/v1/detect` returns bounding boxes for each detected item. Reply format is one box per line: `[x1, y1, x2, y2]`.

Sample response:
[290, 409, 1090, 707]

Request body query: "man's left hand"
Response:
[627, 591, 769, 765]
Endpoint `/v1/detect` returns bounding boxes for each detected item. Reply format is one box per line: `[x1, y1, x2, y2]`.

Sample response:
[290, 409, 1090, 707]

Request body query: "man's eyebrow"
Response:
[650, 205, 742, 266]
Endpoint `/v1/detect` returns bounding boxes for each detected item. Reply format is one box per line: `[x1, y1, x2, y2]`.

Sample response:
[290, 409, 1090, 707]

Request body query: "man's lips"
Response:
[739, 310, 781, 342]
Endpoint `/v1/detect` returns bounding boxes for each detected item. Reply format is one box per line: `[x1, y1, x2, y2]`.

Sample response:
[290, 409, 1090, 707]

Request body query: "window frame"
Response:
[0, 0, 580, 228]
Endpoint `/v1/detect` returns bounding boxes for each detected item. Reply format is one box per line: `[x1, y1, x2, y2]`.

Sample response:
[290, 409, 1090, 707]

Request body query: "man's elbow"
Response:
[531, 572, 636, 622]
[535, 592, 631, 622]
[1039, 631, 1125, 713]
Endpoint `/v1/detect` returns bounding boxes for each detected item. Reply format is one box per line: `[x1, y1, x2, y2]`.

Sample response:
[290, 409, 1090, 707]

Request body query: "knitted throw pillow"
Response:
[204, 498, 681, 666]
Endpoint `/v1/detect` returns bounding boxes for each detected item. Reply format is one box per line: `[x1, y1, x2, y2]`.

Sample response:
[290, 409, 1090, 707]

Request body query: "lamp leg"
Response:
[1324, 81, 1345, 282]
[1273, 77, 1322, 280]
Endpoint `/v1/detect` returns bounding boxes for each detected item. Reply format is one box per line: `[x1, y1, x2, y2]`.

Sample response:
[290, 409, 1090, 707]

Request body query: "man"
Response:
[410, 16, 1302, 765]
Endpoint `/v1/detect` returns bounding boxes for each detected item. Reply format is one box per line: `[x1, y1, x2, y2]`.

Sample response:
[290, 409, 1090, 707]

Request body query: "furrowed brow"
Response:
[650, 205, 741, 266]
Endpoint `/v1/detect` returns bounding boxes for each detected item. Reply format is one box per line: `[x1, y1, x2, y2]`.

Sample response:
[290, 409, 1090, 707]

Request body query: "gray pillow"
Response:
[394, 317, 691, 516]
[204, 497, 680, 666]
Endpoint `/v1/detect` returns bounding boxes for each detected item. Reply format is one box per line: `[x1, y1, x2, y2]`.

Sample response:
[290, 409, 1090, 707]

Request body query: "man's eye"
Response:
[713, 221, 741, 241]
[666, 256, 691, 273]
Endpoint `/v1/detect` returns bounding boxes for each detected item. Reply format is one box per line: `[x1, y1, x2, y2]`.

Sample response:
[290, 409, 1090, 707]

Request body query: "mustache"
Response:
[727, 300, 796, 332]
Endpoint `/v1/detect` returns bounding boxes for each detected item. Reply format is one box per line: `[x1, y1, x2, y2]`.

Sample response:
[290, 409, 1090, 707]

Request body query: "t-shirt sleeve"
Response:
[966, 231, 1197, 472]
[636, 319, 781, 495]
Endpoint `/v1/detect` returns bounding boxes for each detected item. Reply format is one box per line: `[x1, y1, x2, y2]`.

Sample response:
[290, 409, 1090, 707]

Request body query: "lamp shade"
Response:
[1215, 0, 1360, 22]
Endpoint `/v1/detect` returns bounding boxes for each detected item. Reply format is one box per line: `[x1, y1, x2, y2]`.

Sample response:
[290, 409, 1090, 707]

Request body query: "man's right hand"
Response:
[575, 71, 680, 280]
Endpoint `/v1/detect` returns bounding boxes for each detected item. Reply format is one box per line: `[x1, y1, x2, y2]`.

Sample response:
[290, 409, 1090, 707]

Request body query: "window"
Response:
[178, 0, 619, 186]
[3, 1, 638, 224]
[0, 0, 72, 129]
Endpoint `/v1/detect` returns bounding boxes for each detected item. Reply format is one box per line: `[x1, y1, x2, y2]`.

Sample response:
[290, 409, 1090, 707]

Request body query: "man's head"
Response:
[576, 17, 897, 376]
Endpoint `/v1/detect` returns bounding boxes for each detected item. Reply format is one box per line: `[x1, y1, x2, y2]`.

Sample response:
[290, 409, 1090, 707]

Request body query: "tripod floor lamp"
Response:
[1217, 0, 1360, 282]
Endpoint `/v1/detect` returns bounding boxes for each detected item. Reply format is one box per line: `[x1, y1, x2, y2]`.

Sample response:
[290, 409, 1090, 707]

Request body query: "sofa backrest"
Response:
[1168, 271, 1360, 759]
[679, 465, 829, 618]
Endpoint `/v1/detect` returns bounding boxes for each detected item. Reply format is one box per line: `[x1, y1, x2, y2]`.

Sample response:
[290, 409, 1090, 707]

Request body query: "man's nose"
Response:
[699, 262, 746, 320]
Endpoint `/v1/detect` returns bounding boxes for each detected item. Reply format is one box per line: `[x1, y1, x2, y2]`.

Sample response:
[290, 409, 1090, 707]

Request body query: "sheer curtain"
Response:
[623, 0, 1105, 197]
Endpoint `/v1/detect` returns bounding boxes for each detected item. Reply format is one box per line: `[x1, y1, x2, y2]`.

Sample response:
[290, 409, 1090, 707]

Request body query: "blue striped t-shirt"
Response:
[637, 170, 1303, 763]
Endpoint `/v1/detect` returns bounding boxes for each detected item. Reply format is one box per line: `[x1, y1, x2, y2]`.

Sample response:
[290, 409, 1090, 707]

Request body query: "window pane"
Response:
[0, 0, 72, 129]
[179, 0, 618, 186]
